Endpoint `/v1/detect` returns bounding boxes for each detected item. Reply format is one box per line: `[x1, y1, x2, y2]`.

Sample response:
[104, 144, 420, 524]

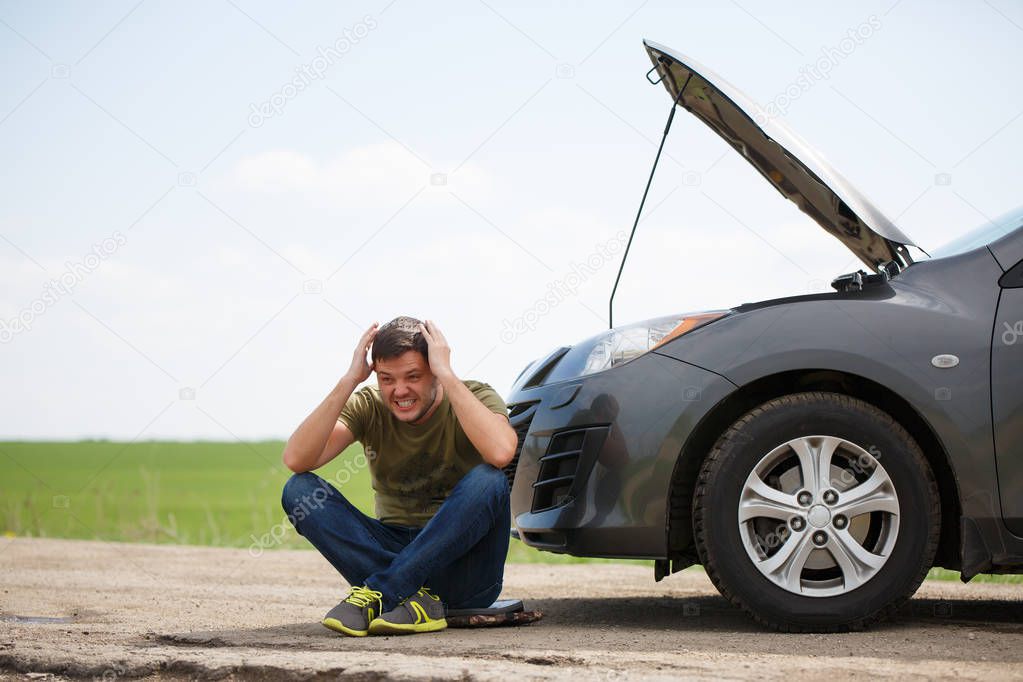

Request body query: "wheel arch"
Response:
[665, 368, 961, 571]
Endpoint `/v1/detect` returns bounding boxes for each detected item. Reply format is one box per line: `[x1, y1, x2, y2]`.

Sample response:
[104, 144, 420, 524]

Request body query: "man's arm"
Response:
[282, 323, 377, 473]
[419, 320, 518, 468]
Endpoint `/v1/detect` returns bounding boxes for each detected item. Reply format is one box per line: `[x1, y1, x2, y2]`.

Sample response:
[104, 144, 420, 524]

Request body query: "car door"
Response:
[992, 255, 1023, 537]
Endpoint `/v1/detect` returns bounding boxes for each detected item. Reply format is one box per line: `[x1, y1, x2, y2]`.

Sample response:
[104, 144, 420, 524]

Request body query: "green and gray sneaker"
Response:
[322, 585, 384, 637]
[368, 587, 447, 635]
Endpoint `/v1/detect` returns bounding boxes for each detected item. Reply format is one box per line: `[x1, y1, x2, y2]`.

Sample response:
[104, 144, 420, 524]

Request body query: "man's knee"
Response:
[281, 472, 334, 527]
[464, 463, 510, 505]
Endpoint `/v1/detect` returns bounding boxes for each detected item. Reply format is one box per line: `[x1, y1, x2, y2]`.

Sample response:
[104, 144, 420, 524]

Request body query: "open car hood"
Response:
[644, 40, 917, 270]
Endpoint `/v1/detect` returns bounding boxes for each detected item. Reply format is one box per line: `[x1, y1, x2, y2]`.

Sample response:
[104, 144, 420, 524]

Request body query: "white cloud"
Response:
[231, 141, 492, 205]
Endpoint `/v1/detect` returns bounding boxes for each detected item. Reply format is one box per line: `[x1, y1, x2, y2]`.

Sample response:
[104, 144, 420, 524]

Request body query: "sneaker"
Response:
[321, 585, 383, 637]
[367, 587, 447, 635]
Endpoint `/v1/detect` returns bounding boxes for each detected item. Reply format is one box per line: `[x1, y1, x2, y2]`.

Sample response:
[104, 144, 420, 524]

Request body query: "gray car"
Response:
[505, 40, 1023, 631]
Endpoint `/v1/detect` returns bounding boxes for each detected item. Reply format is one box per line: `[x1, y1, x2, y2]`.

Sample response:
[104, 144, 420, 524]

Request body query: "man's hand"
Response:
[345, 323, 378, 383]
[283, 323, 376, 473]
[419, 319, 517, 468]
[418, 320, 454, 381]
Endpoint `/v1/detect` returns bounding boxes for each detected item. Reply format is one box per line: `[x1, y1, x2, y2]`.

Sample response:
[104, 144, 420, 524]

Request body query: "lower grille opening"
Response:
[522, 531, 567, 547]
[531, 426, 609, 513]
[505, 400, 539, 490]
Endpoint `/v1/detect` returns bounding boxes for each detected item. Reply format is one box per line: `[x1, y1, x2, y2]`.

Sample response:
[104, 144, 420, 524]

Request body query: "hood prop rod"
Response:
[609, 70, 692, 329]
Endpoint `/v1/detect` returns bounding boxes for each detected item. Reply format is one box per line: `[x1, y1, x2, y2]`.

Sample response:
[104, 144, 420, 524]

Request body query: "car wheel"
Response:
[693, 391, 940, 631]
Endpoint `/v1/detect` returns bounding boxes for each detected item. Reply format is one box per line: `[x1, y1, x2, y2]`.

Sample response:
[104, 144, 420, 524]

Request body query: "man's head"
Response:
[371, 316, 428, 365]
[372, 316, 438, 424]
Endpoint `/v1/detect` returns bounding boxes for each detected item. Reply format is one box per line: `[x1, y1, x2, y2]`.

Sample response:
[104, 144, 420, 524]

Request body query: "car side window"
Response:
[998, 259, 1023, 289]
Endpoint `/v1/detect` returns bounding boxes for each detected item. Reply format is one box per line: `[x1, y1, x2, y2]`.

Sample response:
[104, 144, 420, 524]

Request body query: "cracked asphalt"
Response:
[1, 538, 1021, 680]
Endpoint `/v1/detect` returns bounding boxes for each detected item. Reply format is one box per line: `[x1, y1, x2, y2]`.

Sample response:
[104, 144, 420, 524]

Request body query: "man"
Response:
[281, 316, 517, 637]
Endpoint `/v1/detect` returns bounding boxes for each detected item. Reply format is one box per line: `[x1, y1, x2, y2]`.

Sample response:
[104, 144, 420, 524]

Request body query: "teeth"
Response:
[396, 399, 415, 408]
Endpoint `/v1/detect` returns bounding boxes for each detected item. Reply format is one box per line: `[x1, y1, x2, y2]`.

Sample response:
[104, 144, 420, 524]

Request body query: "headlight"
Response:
[514, 311, 729, 388]
[581, 311, 727, 376]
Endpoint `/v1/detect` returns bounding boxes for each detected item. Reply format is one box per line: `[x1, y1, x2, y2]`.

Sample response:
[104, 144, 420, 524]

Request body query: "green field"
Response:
[1, 441, 1018, 581]
[0, 441, 623, 564]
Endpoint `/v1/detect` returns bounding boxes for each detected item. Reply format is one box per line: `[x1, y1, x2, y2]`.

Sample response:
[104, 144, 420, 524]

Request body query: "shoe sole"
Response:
[322, 617, 368, 637]
[368, 618, 448, 635]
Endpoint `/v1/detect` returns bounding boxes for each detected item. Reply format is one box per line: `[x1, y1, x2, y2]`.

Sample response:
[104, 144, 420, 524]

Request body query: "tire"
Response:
[693, 392, 940, 632]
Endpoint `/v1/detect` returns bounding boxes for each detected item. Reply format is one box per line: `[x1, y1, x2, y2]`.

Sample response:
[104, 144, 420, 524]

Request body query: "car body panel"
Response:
[643, 40, 914, 270]
[508, 241, 1023, 573]
[993, 274, 1023, 536]
[507, 351, 735, 558]
[656, 247, 1008, 537]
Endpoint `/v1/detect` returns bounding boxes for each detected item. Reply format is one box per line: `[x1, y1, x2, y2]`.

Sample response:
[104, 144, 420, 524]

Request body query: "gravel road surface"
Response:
[1, 538, 1021, 680]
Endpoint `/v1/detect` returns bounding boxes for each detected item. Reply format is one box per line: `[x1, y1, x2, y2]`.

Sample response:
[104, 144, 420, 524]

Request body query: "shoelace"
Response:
[397, 587, 441, 606]
[402, 587, 441, 604]
[344, 586, 383, 608]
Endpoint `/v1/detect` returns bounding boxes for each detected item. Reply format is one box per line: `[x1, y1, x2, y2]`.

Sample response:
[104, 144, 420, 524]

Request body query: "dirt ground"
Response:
[1, 537, 1021, 681]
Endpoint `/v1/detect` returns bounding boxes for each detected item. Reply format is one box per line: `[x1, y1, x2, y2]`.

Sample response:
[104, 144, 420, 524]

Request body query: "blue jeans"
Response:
[282, 462, 510, 612]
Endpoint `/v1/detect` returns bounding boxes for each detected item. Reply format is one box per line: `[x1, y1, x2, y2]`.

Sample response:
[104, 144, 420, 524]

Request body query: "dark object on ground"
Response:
[446, 599, 543, 628]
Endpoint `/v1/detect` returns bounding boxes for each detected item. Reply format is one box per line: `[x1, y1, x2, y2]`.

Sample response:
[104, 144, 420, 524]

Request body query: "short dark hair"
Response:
[372, 316, 428, 363]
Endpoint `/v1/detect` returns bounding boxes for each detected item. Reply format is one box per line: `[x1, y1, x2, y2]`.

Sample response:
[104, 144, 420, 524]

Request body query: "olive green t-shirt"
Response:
[338, 380, 508, 527]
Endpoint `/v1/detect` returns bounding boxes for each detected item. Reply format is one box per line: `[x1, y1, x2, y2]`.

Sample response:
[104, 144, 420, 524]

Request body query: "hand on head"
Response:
[418, 319, 454, 380]
[346, 322, 378, 383]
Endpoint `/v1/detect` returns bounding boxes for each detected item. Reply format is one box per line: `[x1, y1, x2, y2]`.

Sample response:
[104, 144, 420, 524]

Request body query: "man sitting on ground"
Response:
[281, 316, 517, 636]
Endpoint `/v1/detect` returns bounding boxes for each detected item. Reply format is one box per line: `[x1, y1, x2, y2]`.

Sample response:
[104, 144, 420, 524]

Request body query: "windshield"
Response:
[930, 205, 1023, 259]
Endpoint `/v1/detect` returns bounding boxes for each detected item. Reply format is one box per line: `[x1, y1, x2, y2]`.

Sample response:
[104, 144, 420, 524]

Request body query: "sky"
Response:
[1, 0, 1021, 440]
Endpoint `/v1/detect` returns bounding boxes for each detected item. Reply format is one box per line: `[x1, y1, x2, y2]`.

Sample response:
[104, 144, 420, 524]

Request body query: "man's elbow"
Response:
[492, 431, 518, 469]
[281, 444, 309, 473]
[490, 450, 514, 469]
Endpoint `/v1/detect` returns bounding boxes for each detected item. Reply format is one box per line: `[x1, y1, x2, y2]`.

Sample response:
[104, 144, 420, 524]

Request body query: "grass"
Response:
[927, 567, 1023, 583]
[1, 441, 1020, 580]
[0, 441, 626, 564]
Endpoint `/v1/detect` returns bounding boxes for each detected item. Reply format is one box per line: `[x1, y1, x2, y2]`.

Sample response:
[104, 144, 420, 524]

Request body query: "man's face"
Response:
[374, 350, 438, 423]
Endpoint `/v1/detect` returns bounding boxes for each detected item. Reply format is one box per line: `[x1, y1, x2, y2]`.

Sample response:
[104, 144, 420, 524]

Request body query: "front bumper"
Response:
[505, 351, 735, 559]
